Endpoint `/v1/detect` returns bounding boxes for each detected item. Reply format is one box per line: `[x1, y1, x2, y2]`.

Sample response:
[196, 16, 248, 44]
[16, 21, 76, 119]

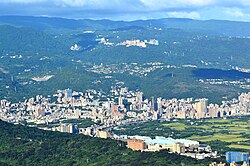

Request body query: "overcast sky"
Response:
[1, 0, 250, 21]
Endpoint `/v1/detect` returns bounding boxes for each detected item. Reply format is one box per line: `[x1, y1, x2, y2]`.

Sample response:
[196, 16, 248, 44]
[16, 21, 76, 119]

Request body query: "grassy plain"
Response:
[114, 116, 250, 153]
[228, 145, 250, 151]
[188, 134, 248, 143]
[162, 122, 187, 130]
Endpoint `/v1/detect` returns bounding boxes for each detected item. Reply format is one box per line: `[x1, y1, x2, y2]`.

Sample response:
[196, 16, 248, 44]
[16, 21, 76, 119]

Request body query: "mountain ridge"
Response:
[1, 15, 250, 36]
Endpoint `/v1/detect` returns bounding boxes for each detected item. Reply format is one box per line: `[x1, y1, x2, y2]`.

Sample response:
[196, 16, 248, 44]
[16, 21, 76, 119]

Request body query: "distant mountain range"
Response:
[0, 15, 250, 102]
[1, 16, 250, 36]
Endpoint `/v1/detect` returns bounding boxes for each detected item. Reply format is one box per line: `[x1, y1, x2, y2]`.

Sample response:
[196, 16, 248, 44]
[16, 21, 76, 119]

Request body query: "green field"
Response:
[162, 122, 187, 130]
[188, 134, 249, 143]
[114, 116, 250, 153]
[228, 144, 250, 151]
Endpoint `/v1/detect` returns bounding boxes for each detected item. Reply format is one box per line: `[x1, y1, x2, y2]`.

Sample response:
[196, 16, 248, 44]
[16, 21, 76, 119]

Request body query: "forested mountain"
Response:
[1, 22, 250, 67]
[0, 25, 71, 55]
[0, 16, 250, 103]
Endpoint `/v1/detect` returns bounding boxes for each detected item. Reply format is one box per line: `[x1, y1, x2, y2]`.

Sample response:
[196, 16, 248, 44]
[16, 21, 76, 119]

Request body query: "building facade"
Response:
[226, 151, 249, 163]
[127, 139, 147, 151]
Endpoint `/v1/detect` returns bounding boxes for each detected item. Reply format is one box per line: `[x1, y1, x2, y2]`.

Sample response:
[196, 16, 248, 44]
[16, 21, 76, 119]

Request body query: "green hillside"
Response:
[0, 24, 249, 103]
[0, 25, 72, 55]
[0, 120, 222, 166]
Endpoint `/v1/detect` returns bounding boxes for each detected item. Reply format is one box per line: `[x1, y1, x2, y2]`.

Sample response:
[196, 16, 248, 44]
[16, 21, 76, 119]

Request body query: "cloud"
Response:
[0, 0, 45, 3]
[223, 7, 250, 21]
[224, 8, 245, 17]
[0, 0, 245, 8]
[1, 0, 250, 21]
[140, 0, 214, 10]
[0, 0, 143, 9]
[239, 0, 250, 6]
[167, 11, 201, 19]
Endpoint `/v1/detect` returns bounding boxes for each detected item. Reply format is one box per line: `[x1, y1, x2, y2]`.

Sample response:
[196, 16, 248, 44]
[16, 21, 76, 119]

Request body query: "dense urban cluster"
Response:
[1, 85, 249, 125]
[199, 79, 250, 90]
[117, 39, 159, 48]
[96, 36, 159, 48]
[0, 85, 249, 162]
[85, 62, 176, 77]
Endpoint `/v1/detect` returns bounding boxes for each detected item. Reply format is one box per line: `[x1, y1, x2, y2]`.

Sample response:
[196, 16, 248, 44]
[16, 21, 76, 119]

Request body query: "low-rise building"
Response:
[127, 139, 147, 151]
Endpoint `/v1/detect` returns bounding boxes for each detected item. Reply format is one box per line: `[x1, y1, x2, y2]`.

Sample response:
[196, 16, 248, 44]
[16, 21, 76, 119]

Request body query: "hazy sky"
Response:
[1, 0, 250, 21]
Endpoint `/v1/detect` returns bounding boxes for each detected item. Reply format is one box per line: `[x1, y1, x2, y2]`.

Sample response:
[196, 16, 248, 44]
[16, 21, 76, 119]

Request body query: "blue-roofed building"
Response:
[226, 151, 249, 163]
[142, 136, 199, 152]
[144, 136, 176, 146]
[66, 89, 73, 99]
[176, 138, 199, 149]
[144, 137, 175, 151]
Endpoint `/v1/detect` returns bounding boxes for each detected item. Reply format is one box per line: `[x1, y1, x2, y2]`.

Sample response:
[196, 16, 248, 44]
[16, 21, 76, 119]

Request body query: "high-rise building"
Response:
[35, 105, 45, 117]
[120, 87, 128, 95]
[65, 89, 73, 99]
[136, 92, 143, 110]
[226, 151, 249, 163]
[118, 96, 123, 107]
[195, 98, 208, 119]
[196, 98, 208, 112]
[157, 97, 163, 115]
[36, 95, 41, 103]
[151, 96, 155, 111]
[136, 92, 143, 103]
